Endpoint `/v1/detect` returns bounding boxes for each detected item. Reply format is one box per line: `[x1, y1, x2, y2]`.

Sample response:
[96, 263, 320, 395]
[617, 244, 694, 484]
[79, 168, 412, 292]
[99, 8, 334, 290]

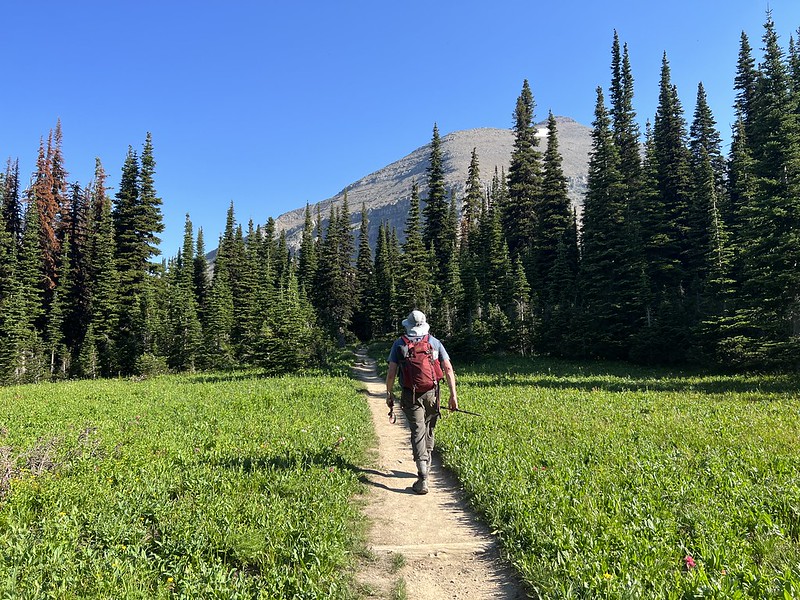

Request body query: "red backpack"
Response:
[398, 335, 444, 393]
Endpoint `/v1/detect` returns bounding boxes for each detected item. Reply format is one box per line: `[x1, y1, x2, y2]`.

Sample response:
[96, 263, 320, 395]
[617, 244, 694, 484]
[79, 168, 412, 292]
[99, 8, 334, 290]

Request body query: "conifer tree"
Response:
[579, 87, 629, 358]
[30, 135, 59, 301]
[2, 159, 22, 244]
[167, 215, 202, 371]
[535, 112, 572, 339]
[352, 203, 374, 341]
[638, 54, 692, 362]
[422, 124, 450, 273]
[50, 120, 71, 245]
[86, 159, 119, 376]
[193, 227, 210, 323]
[503, 79, 542, 260]
[398, 183, 433, 315]
[737, 14, 800, 363]
[734, 31, 758, 137]
[298, 203, 318, 294]
[371, 221, 397, 337]
[462, 148, 482, 241]
[687, 83, 726, 322]
[314, 197, 356, 344]
[610, 33, 642, 193]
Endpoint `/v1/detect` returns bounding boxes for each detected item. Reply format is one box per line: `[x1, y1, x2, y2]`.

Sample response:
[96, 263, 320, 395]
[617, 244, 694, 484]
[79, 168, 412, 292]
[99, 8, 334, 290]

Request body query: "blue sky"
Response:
[2, 1, 799, 256]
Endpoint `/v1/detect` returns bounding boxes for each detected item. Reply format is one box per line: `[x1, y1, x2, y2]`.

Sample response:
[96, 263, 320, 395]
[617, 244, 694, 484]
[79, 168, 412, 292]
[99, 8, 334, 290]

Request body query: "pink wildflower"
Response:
[684, 555, 696, 570]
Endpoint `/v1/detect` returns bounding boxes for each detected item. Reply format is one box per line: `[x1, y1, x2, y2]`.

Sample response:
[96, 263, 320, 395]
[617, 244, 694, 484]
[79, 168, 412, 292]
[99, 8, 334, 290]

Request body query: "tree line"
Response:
[0, 14, 798, 382]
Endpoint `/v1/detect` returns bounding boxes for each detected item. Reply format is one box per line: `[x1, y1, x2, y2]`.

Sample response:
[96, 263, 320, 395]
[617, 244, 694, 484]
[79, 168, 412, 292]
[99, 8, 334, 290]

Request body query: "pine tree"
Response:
[610, 33, 642, 192]
[167, 215, 202, 371]
[371, 221, 397, 337]
[462, 148, 482, 241]
[737, 14, 800, 363]
[535, 112, 572, 342]
[298, 203, 318, 294]
[314, 197, 356, 344]
[398, 183, 433, 316]
[638, 54, 692, 362]
[193, 227, 210, 323]
[2, 159, 22, 244]
[352, 203, 374, 341]
[30, 135, 59, 301]
[86, 159, 119, 376]
[422, 123, 450, 273]
[503, 80, 542, 260]
[51, 120, 71, 246]
[687, 83, 726, 324]
[734, 31, 758, 137]
[579, 87, 628, 358]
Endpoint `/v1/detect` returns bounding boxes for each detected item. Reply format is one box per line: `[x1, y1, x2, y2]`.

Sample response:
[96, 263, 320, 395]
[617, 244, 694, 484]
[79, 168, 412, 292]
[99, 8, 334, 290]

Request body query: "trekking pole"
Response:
[439, 406, 483, 417]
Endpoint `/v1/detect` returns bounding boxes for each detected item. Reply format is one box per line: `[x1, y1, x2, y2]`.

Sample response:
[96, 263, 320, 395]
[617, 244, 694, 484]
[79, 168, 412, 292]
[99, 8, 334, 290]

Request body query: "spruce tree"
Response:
[352, 203, 374, 341]
[579, 87, 628, 358]
[737, 14, 800, 363]
[462, 148, 482, 241]
[2, 158, 22, 244]
[503, 80, 542, 261]
[422, 124, 450, 273]
[371, 222, 397, 337]
[86, 159, 119, 376]
[398, 183, 433, 316]
[535, 112, 572, 342]
[298, 203, 318, 294]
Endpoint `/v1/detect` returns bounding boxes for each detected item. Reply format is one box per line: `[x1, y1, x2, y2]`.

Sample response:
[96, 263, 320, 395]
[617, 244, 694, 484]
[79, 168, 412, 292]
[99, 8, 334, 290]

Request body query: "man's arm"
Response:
[442, 359, 458, 411]
[386, 361, 398, 406]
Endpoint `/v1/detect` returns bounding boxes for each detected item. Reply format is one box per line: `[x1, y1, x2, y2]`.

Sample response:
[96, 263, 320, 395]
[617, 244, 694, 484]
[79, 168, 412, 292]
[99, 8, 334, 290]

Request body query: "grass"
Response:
[0, 370, 374, 599]
[433, 355, 800, 598]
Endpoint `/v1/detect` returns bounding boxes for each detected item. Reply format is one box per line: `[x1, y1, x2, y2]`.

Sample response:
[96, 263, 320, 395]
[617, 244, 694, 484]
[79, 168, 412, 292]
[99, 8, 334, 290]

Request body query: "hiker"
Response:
[386, 310, 458, 494]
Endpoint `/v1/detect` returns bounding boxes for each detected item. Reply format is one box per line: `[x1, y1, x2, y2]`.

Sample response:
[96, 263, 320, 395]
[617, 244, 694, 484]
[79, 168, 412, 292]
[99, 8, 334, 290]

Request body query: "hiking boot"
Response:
[413, 459, 429, 494]
[412, 477, 429, 494]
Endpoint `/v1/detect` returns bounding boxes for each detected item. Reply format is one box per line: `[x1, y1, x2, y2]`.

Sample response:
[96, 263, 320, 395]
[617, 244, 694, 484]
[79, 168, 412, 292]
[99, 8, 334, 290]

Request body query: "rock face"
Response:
[272, 116, 592, 250]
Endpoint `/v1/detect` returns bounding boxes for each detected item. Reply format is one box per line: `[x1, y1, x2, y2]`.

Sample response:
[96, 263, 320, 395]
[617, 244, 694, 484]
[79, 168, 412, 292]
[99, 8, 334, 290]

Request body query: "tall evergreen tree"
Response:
[298, 203, 318, 294]
[352, 203, 374, 341]
[371, 221, 397, 337]
[737, 14, 800, 363]
[422, 123, 450, 274]
[2, 158, 22, 244]
[398, 183, 433, 316]
[503, 79, 542, 261]
[579, 87, 629, 358]
[535, 112, 572, 299]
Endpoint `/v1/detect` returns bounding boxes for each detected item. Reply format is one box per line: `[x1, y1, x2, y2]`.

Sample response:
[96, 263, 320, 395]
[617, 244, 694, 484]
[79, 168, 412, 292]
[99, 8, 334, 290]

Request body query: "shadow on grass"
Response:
[207, 450, 418, 495]
[457, 356, 800, 396]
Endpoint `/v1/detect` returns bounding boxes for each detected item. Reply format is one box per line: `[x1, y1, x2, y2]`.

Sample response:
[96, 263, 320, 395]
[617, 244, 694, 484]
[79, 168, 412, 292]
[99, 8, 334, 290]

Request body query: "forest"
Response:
[0, 15, 798, 384]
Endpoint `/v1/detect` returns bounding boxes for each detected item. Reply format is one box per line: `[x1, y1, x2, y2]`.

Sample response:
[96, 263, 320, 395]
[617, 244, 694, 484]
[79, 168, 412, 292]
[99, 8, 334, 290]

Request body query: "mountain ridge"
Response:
[266, 116, 592, 251]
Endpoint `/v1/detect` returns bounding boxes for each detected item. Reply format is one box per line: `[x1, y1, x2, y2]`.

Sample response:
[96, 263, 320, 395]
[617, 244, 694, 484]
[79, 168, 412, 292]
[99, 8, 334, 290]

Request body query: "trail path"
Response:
[352, 350, 529, 599]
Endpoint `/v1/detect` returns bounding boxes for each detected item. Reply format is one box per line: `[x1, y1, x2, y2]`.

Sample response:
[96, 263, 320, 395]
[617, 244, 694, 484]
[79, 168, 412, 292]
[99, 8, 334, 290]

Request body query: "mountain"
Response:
[275, 116, 592, 250]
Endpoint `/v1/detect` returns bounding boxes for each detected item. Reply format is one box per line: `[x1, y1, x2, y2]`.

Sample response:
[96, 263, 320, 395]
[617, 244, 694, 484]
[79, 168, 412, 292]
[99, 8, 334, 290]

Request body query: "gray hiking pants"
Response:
[400, 387, 439, 463]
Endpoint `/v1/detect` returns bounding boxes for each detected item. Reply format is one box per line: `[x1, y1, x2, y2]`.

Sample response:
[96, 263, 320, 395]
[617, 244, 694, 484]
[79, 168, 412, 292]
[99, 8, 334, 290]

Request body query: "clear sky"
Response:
[2, 1, 799, 256]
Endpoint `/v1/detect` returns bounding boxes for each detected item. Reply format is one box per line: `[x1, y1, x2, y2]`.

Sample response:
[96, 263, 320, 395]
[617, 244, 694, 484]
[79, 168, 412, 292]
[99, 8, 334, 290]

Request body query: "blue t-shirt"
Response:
[387, 334, 450, 365]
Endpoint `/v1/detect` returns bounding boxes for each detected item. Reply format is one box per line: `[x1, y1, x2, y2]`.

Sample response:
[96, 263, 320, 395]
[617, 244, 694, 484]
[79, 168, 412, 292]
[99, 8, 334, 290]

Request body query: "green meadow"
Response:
[2, 354, 800, 598]
[435, 357, 800, 599]
[0, 373, 373, 599]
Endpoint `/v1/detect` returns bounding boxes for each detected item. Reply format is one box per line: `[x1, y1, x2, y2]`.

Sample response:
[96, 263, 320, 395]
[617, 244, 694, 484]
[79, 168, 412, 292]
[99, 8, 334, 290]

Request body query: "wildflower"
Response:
[684, 555, 696, 570]
[603, 573, 612, 580]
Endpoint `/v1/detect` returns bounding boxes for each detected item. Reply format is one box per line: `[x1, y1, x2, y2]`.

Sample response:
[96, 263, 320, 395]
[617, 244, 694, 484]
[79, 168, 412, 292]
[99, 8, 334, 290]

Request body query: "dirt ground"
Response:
[352, 351, 530, 599]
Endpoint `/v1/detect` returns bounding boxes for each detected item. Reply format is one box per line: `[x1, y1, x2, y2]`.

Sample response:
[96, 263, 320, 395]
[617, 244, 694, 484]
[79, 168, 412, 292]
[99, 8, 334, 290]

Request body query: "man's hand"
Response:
[448, 394, 458, 412]
[386, 392, 394, 408]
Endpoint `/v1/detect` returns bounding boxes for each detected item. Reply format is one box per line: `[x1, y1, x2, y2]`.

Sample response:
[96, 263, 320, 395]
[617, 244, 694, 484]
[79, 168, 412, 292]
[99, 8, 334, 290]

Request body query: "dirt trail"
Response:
[352, 350, 529, 599]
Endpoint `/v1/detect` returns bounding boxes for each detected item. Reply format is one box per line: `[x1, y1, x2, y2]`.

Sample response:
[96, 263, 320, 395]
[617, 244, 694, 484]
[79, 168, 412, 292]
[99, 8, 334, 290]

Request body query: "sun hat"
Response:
[402, 310, 430, 337]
